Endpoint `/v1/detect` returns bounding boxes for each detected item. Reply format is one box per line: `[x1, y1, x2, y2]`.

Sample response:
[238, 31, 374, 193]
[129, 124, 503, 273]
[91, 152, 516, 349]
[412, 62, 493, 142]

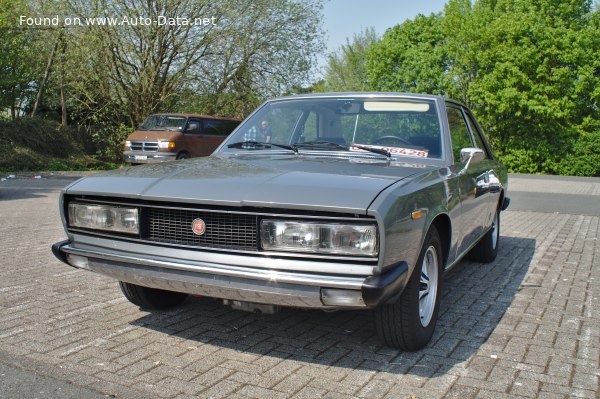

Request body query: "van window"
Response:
[185, 119, 202, 134]
[224, 121, 240, 134]
[203, 120, 227, 135]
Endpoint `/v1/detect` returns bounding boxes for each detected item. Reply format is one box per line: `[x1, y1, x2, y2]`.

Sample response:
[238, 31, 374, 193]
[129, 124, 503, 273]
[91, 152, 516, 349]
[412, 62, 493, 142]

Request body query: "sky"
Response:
[316, 0, 448, 77]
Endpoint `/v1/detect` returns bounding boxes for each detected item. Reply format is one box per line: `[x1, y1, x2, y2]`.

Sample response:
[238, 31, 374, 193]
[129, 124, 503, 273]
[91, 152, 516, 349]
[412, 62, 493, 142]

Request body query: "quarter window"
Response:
[464, 113, 489, 159]
[447, 106, 473, 163]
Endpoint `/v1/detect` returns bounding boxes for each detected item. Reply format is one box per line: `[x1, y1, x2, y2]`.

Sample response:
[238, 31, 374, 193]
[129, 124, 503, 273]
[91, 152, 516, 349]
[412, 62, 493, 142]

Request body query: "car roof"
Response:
[149, 113, 240, 121]
[267, 92, 444, 102]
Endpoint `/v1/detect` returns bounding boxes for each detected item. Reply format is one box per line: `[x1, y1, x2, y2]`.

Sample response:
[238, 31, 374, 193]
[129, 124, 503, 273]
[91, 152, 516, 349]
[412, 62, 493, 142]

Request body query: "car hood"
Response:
[65, 155, 434, 213]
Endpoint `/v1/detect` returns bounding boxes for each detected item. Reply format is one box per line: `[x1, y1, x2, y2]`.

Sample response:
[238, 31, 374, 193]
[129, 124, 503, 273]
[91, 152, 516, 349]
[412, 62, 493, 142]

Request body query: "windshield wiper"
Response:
[293, 140, 348, 150]
[227, 141, 297, 153]
[351, 144, 392, 159]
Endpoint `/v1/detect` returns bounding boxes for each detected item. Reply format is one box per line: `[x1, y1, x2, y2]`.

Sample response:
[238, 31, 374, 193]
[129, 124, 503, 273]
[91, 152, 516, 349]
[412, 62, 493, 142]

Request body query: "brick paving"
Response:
[0, 179, 598, 398]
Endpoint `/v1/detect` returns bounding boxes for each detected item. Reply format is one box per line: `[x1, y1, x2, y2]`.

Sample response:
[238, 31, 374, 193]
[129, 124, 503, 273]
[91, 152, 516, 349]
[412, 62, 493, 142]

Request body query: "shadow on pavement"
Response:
[131, 235, 535, 377]
[0, 177, 79, 201]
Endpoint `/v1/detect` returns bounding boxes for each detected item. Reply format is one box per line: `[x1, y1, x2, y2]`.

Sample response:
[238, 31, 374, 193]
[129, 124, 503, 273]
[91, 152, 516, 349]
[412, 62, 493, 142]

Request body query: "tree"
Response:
[453, 0, 600, 174]
[323, 27, 378, 91]
[0, 0, 43, 119]
[367, 13, 449, 95]
[63, 0, 324, 125]
[365, 0, 599, 176]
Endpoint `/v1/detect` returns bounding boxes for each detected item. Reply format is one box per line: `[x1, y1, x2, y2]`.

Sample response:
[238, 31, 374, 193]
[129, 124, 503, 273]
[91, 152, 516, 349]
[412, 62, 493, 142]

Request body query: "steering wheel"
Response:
[372, 135, 412, 146]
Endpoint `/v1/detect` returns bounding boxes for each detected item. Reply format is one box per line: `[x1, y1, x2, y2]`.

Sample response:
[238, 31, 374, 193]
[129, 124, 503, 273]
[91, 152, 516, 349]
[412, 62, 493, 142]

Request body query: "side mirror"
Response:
[460, 148, 485, 164]
[458, 148, 485, 175]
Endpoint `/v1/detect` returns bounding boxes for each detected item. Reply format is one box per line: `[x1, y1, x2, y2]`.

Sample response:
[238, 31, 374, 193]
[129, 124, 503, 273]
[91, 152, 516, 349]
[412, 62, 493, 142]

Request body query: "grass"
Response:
[0, 117, 121, 172]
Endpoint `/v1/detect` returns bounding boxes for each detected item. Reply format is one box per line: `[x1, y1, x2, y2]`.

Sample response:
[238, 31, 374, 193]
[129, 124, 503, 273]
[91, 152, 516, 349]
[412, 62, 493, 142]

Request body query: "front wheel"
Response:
[176, 152, 190, 160]
[119, 282, 188, 310]
[374, 226, 443, 350]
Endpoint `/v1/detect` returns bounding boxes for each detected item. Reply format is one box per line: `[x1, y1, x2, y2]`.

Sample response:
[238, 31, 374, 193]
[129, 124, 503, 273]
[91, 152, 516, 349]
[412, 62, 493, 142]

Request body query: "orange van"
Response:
[123, 113, 240, 164]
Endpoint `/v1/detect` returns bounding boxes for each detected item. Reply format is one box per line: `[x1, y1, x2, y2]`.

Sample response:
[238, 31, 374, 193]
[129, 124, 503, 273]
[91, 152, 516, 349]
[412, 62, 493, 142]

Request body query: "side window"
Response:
[447, 106, 473, 163]
[185, 119, 202, 134]
[464, 112, 489, 158]
[203, 120, 226, 135]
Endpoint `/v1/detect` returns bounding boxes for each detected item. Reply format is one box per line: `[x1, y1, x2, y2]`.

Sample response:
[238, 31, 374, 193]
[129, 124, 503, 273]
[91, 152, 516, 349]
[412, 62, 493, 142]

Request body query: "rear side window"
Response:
[447, 106, 473, 163]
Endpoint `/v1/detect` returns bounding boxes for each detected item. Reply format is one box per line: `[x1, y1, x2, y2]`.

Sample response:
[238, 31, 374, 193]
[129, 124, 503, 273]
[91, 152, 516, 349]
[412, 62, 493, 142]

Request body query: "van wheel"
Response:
[374, 226, 443, 350]
[176, 153, 189, 160]
[119, 282, 188, 310]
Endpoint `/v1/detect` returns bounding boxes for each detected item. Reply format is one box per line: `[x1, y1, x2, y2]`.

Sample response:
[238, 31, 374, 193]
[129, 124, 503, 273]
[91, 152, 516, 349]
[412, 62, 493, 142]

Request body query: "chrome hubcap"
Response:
[491, 212, 499, 250]
[419, 245, 438, 327]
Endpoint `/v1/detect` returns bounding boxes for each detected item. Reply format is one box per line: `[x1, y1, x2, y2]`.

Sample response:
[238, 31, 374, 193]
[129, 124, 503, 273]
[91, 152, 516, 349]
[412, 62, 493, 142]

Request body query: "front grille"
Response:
[144, 208, 258, 250]
[130, 141, 159, 152]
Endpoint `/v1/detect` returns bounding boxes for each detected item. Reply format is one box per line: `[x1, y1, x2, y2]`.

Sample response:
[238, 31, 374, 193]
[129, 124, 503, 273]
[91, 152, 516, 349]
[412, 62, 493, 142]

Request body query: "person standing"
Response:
[261, 120, 272, 143]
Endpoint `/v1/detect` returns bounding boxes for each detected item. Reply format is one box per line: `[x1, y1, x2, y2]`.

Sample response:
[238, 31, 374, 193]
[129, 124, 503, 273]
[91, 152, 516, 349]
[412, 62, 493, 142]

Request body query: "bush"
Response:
[556, 131, 600, 177]
[0, 117, 117, 171]
[90, 123, 134, 162]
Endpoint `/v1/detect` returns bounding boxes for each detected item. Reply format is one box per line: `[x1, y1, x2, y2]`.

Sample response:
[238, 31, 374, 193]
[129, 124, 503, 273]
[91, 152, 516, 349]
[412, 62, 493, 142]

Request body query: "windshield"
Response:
[220, 97, 442, 159]
[140, 115, 187, 131]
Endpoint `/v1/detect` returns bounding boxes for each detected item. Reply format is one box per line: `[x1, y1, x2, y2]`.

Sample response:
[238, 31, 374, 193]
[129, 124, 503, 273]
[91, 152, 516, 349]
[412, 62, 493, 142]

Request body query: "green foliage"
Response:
[0, 117, 80, 157]
[0, 117, 116, 171]
[555, 130, 600, 176]
[90, 123, 135, 162]
[362, 0, 600, 176]
[324, 28, 378, 91]
[367, 14, 449, 95]
[0, 0, 43, 119]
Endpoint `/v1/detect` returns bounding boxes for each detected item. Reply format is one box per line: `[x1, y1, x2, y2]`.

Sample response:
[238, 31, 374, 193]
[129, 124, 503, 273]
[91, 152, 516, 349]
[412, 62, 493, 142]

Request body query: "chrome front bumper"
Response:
[123, 151, 177, 163]
[52, 239, 409, 309]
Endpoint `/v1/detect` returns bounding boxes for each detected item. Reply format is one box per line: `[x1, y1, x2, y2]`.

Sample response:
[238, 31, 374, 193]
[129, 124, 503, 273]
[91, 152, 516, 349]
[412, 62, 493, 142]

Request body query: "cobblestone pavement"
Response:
[0, 176, 598, 398]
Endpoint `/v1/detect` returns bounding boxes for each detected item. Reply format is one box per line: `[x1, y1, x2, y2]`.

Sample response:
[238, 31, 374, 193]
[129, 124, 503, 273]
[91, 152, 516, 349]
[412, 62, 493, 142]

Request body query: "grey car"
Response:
[52, 93, 509, 350]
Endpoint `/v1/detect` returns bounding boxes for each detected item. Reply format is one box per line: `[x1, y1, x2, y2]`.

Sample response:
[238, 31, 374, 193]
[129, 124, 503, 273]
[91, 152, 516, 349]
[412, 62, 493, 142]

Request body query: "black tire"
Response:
[119, 282, 188, 310]
[469, 207, 500, 263]
[374, 226, 443, 350]
[176, 152, 189, 160]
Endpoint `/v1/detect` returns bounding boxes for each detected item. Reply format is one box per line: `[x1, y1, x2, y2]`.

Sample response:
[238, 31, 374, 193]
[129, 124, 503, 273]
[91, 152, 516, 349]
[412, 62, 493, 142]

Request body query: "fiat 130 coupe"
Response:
[53, 93, 509, 350]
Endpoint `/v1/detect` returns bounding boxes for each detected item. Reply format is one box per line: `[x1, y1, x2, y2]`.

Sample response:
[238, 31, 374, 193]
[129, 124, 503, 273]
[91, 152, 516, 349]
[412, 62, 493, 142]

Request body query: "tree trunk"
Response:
[31, 36, 60, 117]
[60, 35, 67, 126]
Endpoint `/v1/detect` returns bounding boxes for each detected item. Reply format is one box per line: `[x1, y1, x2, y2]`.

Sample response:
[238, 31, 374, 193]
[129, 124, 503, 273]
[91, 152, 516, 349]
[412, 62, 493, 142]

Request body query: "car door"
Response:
[463, 110, 498, 228]
[183, 118, 203, 157]
[446, 105, 490, 255]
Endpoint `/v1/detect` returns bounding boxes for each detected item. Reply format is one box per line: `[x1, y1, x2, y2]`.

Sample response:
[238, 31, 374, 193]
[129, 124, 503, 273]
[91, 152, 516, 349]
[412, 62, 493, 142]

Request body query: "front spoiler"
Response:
[52, 240, 409, 309]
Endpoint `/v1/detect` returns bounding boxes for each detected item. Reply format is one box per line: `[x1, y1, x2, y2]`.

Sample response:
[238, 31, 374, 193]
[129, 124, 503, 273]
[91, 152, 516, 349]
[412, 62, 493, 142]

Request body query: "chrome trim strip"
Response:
[68, 197, 373, 220]
[60, 243, 366, 289]
[67, 228, 378, 262]
[71, 234, 377, 275]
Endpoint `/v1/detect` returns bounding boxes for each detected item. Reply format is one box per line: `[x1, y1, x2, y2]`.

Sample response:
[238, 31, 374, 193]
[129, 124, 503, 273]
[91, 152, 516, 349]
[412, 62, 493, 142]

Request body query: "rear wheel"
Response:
[119, 282, 188, 310]
[374, 226, 443, 350]
[469, 207, 500, 263]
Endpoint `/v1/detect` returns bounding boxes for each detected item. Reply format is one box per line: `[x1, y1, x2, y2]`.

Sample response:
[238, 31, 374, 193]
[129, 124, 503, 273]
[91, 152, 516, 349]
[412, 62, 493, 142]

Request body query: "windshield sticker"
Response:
[349, 158, 429, 168]
[350, 145, 429, 158]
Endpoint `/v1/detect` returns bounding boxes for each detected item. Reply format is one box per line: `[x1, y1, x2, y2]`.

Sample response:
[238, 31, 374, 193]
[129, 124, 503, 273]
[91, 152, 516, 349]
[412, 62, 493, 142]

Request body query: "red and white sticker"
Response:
[350, 145, 429, 158]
